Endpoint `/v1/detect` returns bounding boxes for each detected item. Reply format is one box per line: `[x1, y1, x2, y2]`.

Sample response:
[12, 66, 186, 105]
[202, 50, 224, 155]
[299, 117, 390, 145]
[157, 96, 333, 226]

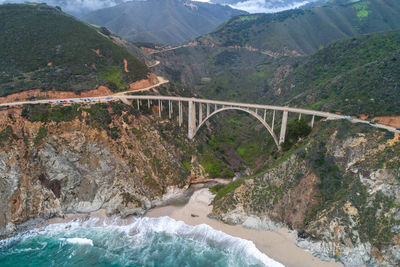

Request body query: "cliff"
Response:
[210, 120, 400, 266]
[0, 100, 207, 237]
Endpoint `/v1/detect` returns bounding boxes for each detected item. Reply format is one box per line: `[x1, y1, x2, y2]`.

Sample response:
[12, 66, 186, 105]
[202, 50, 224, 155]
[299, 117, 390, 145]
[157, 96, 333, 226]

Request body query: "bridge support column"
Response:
[148, 99, 150, 109]
[137, 100, 140, 110]
[311, 115, 315, 128]
[207, 103, 210, 117]
[119, 97, 132, 105]
[179, 101, 182, 126]
[298, 113, 302, 120]
[272, 110, 275, 132]
[263, 110, 266, 121]
[279, 110, 288, 144]
[199, 103, 203, 124]
[188, 100, 196, 139]
[169, 100, 172, 119]
[158, 100, 161, 118]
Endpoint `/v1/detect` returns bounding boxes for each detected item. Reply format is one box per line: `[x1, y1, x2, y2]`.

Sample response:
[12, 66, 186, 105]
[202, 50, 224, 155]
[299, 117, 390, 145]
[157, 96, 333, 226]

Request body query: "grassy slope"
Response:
[278, 30, 400, 116]
[198, 0, 400, 55]
[0, 4, 149, 96]
[160, 29, 400, 117]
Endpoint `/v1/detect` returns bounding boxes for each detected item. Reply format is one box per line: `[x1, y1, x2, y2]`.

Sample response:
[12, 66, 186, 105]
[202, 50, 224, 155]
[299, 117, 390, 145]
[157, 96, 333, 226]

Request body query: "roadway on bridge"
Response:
[0, 92, 399, 134]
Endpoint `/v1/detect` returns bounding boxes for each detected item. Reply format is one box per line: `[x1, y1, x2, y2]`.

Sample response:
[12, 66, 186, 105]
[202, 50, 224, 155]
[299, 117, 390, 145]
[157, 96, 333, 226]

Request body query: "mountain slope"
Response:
[274, 29, 400, 117]
[0, 3, 149, 96]
[82, 0, 247, 45]
[198, 0, 400, 55]
[159, 29, 400, 117]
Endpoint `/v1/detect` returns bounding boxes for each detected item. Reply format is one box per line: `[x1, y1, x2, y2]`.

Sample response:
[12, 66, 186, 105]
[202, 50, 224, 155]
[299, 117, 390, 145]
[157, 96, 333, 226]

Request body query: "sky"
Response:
[0, 0, 316, 14]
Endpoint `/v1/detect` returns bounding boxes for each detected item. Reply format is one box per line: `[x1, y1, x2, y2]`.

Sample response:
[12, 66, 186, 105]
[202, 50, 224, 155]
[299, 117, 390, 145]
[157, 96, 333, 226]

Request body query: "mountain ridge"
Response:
[197, 0, 400, 55]
[82, 0, 247, 45]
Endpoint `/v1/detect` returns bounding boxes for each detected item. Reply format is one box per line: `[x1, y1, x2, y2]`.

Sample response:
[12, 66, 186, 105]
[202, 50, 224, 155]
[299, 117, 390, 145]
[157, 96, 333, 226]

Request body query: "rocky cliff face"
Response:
[0, 101, 205, 237]
[211, 121, 400, 266]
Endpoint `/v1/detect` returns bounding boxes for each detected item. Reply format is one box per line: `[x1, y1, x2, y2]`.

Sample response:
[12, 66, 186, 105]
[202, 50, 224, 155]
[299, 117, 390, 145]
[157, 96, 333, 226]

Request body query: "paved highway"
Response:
[0, 94, 398, 134]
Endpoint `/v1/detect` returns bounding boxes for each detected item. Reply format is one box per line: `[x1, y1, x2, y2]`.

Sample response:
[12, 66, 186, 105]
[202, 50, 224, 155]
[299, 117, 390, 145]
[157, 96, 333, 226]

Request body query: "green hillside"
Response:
[198, 0, 400, 55]
[276, 30, 400, 116]
[0, 4, 149, 96]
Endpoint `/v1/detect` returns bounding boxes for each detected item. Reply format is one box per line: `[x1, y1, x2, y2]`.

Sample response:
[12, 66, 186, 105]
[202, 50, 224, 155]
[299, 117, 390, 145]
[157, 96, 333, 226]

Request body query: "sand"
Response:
[44, 187, 343, 266]
[146, 188, 343, 267]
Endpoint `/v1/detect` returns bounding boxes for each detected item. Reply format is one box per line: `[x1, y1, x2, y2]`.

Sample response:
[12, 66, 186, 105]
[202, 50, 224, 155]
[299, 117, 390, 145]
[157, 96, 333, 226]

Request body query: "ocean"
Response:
[0, 216, 283, 267]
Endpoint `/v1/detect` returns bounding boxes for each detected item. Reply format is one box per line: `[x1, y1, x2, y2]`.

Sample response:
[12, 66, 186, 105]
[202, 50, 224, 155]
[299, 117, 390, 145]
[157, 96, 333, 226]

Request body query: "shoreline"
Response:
[7, 187, 343, 267]
[146, 188, 343, 267]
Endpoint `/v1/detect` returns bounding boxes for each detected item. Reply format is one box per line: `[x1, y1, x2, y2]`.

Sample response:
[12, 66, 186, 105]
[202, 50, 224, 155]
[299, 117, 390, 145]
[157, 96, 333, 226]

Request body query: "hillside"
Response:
[156, 29, 400, 118]
[274, 29, 400, 117]
[197, 0, 400, 56]
[82, 0, 247, 45]
[0, 3, 149, 96]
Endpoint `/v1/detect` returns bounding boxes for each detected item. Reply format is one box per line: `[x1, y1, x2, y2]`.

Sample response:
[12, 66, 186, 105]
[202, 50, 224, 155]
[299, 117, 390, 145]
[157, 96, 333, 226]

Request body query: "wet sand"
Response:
[146, 188, 343, 267]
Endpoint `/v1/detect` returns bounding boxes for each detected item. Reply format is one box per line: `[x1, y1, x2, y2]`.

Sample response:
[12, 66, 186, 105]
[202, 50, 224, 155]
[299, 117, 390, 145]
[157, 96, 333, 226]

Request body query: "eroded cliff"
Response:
[210, 121, 400, 266]
[0, 101, 206, 237]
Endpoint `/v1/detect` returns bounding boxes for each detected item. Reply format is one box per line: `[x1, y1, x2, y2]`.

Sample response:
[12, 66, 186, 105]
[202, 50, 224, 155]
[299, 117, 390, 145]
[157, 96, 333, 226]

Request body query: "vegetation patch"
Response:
[199, 152, 234, 178]
[282, 118, 312, 151]
[100, 66, 127, 91]
[214, 178, 244, 202]
[354, 0, 370, 20]
[22, 104, 80, 123]
[34, 127, 48, 145]
[0, 126, 15, 146]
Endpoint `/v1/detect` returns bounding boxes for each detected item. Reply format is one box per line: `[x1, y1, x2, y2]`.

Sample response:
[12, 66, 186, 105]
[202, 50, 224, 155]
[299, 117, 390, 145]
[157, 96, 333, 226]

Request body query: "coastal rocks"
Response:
[242, 215, 284, 231]
[0, 104, 198, 236]
[211, 121, 400, 266]
[215, 206, 284, 231]
[296, 238, 371, 266]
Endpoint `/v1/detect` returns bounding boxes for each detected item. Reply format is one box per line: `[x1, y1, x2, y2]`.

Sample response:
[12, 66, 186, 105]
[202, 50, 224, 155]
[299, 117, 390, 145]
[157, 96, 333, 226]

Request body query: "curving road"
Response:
[0, 93, 399, 134]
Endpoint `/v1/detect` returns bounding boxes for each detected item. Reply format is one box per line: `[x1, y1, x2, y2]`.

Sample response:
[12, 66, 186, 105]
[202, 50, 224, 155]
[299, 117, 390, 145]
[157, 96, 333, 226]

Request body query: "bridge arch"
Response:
[194, 106, 280, 149]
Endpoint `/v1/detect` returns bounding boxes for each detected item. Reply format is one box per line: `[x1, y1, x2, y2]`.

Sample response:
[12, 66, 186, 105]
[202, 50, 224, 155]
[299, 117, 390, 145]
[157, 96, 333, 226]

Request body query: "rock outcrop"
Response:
[211, 121, 400, 266]
[0, 101, 204, 237]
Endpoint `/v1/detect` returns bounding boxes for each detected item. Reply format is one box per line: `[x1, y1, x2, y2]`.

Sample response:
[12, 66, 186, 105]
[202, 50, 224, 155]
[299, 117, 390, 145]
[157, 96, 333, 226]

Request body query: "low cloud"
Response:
[0, 0, 129, 14]
[228, 0, 311, 13]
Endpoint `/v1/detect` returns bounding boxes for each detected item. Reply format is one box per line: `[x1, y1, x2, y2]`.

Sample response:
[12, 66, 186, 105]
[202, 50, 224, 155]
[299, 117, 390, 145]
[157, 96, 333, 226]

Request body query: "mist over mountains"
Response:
[0, 0, 128, 15]
[82, 0, 246, 45]
[0, 0, 326, 15]
[210, 0, 323, 13]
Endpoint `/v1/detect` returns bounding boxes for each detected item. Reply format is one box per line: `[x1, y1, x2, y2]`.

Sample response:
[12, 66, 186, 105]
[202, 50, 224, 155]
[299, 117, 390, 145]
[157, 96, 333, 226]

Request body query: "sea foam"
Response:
[64, 237, 94, 246]
[0, 216, 283, 267]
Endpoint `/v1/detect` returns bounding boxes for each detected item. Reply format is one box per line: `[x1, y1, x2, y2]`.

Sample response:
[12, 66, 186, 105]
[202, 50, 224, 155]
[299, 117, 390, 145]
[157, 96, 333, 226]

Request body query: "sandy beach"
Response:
[147, 188, 343, 267]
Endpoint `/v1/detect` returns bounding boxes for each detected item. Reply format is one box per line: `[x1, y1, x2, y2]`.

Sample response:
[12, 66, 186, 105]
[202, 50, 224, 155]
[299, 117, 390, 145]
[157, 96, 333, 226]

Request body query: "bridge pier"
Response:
[207, 103, 210, 117]
[169, 100, 172, 119]
[311, 115, 315, 128]
[188, 100, 196, 139]
[158, 100, 161, 118]
[120, 98, 132, 105]
[179, 101, 182, 126]
[279, 110, 288, 144]
[272, 110, 275, 132]
[199, 103, 203, 125]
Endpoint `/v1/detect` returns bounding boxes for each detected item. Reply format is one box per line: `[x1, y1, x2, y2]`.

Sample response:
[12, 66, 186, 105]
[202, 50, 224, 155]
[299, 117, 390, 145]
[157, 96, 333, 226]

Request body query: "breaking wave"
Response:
[0, 216, 283, 266]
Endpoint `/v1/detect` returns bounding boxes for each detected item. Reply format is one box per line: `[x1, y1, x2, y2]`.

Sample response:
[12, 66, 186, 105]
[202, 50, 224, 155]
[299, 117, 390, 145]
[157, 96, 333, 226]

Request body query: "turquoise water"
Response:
[0, 216, 283, 267]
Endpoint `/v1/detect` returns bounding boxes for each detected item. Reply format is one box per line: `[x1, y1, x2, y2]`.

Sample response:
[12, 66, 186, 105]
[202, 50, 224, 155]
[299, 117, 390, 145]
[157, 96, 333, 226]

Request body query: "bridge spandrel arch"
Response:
[194, 106, 280, 149]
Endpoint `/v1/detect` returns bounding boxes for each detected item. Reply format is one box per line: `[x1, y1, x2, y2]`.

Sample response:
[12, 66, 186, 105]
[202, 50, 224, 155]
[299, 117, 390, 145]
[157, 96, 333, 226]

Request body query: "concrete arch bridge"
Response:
[119, 95, 348, 150]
